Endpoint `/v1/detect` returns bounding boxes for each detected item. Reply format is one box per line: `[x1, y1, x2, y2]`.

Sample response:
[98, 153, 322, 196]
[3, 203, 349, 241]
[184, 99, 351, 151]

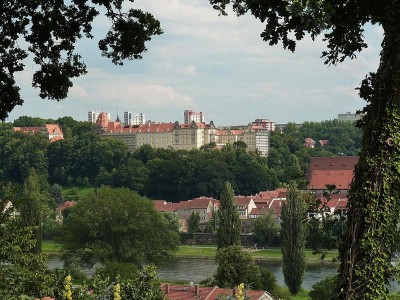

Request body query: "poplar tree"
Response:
[280, 183, 307, 295]
[217, 182, 241, 249]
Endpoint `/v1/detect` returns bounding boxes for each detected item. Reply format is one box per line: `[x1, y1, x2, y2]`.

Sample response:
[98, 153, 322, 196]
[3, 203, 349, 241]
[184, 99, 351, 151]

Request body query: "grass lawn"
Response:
[176, 245, 338, 261]
[42, 240, 61, 253]
[62, 186, 95, 201]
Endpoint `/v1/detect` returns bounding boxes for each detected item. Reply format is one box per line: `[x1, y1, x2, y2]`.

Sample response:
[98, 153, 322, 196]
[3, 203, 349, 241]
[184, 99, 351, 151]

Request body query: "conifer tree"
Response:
[217, 182, 241, 249]
[281, 182, 306, 295]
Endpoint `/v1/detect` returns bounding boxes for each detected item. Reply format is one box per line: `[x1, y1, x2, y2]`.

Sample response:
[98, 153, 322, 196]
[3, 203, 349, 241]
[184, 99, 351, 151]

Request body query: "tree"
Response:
[0, 182, 52, 299]
[280, 183, 307, 295]
[209, 1, 399, 298]
[18, 169, 46, 253]
[60, 186, 179, 267]
[188, 211, 200, 236]
[0, 1, 162, 120]
[252, 209, 279, 247]
[214, 246, 259, 288]
[217, 182, 241, 249]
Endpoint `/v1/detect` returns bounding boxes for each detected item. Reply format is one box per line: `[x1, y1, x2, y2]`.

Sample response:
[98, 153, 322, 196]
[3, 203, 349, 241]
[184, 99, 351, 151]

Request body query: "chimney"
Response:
[166, 283, 170, 294]
[195, 285, 200, 296]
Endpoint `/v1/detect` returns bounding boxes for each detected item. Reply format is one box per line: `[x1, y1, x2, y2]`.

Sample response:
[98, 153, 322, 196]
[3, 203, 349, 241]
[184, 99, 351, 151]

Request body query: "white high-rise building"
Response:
[184, 110, 204, 124]
[88, 111, 110, 123]
[124, 112, 145, 126]
[88, 111, 100, 123]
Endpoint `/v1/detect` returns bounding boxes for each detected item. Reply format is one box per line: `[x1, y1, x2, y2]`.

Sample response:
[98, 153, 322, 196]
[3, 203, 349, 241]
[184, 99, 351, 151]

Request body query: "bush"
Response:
[271, 286, 291, 300]
[309, 276, 339, 300]
[95, 261, 138, 281]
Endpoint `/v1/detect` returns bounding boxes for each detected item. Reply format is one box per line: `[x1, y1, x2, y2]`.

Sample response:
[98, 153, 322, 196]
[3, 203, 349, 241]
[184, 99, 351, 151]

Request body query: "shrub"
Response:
[309, 276, 339, 300]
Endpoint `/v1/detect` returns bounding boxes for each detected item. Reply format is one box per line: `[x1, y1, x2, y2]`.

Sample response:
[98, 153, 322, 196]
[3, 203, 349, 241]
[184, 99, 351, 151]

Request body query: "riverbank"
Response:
[42, 241, 338, 262]
[174, 245, 338, 262]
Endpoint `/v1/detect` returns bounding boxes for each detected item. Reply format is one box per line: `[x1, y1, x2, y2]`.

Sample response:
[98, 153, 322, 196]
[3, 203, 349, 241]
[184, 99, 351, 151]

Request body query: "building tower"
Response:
[184, 110, 204, 124]
[124, 112, 145, 126]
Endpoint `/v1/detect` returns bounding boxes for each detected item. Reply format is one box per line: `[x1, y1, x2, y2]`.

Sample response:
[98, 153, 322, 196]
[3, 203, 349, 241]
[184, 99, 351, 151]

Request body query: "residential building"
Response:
[252, 118, 275, 131]
[214, 124, 271, 156]
[101, 117, 272, 156]
[306, 156, 359, 192]
[154, 197, 219, 232]
[184, 110, 204, 124]
[124, 112, 145, 126]
[88, 111, 99, 123]
[13, 124, 64, 142]
[337, 112, 361, 121]
[235, 196, 257, 219]
[304, 137, 316, 148]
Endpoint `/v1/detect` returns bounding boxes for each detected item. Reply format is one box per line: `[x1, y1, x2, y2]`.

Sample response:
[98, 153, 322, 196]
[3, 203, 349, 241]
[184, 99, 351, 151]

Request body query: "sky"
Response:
[8, 0, 384, 125]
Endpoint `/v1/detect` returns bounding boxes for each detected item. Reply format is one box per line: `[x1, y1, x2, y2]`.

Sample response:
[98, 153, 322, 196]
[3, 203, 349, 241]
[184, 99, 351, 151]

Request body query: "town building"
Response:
[337, 112, 361, 121]
[13, 124, 64, 142]
[124, 111, 145, 126]
[100, 115, 273, 156]
[306, 156, 359, 192]
[184, 109, 204, 124]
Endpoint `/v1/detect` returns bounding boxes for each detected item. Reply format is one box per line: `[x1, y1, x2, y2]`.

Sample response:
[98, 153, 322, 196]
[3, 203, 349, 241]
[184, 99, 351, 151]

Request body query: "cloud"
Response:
[96, 83, 193, 108]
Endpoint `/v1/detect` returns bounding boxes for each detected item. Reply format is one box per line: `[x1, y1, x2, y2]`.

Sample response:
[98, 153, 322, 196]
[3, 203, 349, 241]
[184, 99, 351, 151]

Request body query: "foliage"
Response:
[0, 183, 52, 299]
[252, 209, 280, 247]
[0, 128, 49, 182]
[49, 183, 64, 206]
[217, 182, 241, 249]
[0, 1, 162, 120]
[268, 120, 362, 185]
[309, 276, 339, 300]
[270, 286, 291, 300]
[214, 246, 259, 288]
[280, 183, 307, 295]
[258, 267, 277, 293]
[306, 185, 346, 260]
[60, 186, 179, 267]
[188, 211, 201, 236]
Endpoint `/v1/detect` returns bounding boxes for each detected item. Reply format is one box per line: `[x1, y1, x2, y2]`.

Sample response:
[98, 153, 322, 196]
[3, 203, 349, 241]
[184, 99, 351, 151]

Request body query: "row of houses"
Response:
[152, 156, 358, 232]
[55, 156, 357, 231]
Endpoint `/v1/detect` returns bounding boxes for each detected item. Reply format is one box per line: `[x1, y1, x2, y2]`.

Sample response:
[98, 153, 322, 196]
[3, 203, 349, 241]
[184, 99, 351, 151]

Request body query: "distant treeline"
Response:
[0, 116, 362, 201]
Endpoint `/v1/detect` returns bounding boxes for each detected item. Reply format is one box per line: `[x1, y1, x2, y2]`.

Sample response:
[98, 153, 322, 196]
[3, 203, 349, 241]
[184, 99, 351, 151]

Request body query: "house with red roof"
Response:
[56, 201, 76, 223]
[234, 196, 257, 219]
[161, 283, 273, 300]
[13, 124, 64, 142]
[153, 197, 219, 232]
[306, 156, 359, 192]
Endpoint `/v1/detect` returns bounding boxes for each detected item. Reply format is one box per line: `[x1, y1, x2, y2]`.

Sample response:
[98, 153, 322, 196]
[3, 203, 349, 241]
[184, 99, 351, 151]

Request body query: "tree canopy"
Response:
[0, 1, 162, 120]
[60, 186, 179, 267]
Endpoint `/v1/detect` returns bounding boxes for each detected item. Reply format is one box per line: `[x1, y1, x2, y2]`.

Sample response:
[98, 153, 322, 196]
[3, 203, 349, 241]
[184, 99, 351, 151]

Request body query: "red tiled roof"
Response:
[319, 139, 329, 146]
[13, 127, 42, 134]
[189, 197, 215, 209]
[235, 197, 252, 207]
[249, 207, 263, 216]
[306, 156, 359, 190]
[154, 200, 176, 212]
[161, 284, 268, 300]
[56, 201, 76, 212]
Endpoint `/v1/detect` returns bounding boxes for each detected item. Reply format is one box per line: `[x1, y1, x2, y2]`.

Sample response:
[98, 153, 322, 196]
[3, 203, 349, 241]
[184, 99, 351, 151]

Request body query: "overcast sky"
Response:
[8, 0, 383, 125]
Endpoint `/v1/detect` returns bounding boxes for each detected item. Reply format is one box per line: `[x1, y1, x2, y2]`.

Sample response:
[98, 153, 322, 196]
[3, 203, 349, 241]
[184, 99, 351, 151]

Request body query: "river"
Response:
[48, 255, 399, 291]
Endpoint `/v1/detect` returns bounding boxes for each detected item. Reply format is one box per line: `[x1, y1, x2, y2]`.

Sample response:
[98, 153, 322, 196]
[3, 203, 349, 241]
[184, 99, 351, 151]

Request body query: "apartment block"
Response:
[124, 112, 145, 126]
[184, 110, 204, 124]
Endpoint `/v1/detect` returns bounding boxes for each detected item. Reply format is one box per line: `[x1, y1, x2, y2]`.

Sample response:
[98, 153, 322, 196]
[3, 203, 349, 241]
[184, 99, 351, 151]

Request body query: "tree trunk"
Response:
[339, 18, 400, 299]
